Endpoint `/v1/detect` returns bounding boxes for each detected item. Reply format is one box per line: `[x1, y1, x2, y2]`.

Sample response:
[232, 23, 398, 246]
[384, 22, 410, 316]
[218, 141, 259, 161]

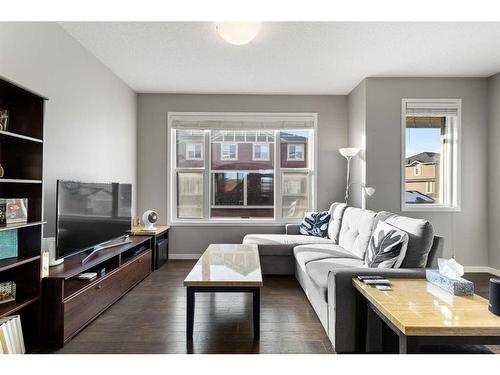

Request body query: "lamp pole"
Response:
[344, 155, 353, 204]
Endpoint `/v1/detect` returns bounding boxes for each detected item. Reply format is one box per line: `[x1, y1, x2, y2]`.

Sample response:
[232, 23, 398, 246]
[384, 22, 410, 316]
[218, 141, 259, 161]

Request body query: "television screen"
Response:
[56, 180, 132, 260]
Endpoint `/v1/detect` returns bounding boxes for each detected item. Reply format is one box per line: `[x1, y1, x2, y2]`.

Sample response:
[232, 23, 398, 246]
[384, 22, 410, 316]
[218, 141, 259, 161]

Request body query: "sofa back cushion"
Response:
[376, 211, 434, 268]
[338, 207, 377, 259]
[327, 202, 347, 243]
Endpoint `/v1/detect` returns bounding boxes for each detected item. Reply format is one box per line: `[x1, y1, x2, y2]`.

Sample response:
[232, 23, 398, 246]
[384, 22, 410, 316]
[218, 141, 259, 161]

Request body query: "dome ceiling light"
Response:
[215, 22, 262, 45]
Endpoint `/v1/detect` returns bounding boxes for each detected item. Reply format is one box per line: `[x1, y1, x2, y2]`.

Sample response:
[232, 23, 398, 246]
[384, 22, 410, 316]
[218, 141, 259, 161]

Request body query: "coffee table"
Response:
[183, 244, 263, 340]
[353, 278, 500, 353]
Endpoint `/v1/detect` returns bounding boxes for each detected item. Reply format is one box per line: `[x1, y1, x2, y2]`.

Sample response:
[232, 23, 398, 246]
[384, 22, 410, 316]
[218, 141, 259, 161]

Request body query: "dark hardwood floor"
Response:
[46, 262, 499, 354]
[51, 260, 333, 354]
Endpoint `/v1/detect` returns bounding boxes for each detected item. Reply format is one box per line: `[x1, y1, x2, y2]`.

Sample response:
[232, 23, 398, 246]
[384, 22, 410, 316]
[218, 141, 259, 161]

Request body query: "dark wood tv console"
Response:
[41, 236, 152, 346]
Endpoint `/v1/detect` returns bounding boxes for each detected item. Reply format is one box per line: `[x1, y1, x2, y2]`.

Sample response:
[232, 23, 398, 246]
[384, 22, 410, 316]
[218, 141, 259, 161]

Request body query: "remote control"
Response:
[358, 276, 384, 281]
[364, 279, 390, 285]
[376, 285, 392, 291]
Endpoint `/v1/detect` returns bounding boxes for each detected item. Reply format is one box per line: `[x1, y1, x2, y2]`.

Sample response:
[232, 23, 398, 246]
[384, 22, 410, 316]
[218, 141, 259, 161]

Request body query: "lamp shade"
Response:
[339, 147, 360, 158]
[215, 22, 262, 45]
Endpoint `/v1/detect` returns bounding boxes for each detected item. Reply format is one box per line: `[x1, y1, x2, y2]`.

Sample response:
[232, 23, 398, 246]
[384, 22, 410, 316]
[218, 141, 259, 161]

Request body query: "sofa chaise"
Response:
[243, 203, 444, 353]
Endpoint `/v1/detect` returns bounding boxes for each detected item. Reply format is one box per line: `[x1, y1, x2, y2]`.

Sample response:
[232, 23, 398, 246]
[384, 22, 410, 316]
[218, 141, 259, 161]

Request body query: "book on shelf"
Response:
[0, 315, 25, 354]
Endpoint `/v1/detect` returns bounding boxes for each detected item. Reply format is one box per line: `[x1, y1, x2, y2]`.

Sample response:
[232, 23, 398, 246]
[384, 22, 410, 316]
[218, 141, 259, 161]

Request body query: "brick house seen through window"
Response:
[172, 114, 315, 223]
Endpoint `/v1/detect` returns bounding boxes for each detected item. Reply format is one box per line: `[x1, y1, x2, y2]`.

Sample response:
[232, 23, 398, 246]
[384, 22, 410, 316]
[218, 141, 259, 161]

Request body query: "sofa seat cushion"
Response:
[338, 207, 377, 259]
[293, 244, 362, 271]
[243, 234, 333, 246]
[256, 245, 295, 256]
[305, 258, 366, 302]
[376, 211, 435, 268]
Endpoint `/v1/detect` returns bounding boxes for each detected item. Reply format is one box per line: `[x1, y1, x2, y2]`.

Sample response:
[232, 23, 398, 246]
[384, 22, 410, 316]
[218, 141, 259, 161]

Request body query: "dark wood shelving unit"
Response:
[0, 76, 46, 353]
[0, 255, 41, 272]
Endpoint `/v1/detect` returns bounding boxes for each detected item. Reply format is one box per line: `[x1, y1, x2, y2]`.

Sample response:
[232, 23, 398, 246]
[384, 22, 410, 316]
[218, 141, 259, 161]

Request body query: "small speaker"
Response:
[489, 278, 500, 316]
[142, 210, 158, 230]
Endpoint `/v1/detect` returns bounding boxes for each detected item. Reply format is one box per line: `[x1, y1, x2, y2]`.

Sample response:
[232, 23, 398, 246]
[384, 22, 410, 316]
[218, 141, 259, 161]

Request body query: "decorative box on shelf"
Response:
[0, 281, 16, 305]
[0, 229, 18, 260]
[425, 269, 475, 296]
[0, 198, 28, 225]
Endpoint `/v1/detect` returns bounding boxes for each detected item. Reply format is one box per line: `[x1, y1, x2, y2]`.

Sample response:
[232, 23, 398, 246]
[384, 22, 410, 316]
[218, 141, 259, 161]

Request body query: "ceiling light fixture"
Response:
[215, 22, 262, 45]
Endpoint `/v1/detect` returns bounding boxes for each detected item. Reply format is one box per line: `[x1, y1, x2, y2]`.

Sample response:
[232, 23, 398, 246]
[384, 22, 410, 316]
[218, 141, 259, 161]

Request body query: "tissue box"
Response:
[426, 269, 475, 296]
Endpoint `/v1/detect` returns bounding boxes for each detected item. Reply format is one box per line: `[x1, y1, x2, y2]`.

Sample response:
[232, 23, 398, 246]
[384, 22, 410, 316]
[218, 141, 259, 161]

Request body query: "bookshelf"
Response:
[0, 76, 46, 353]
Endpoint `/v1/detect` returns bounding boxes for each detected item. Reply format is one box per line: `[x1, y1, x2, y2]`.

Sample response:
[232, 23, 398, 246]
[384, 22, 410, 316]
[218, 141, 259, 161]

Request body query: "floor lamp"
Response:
[339, 147, 361, 204]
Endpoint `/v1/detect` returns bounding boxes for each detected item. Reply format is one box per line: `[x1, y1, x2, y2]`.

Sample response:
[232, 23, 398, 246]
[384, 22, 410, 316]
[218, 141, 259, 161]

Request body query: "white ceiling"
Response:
[60, 22, 500, 95]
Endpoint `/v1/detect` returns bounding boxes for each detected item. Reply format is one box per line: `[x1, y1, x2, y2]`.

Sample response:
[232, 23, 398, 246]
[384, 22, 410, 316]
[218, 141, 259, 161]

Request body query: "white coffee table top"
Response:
[183, 244, 263, 287]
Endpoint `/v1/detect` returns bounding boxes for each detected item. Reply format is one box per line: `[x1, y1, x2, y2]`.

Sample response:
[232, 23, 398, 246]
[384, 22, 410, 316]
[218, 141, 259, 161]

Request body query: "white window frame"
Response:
[221, 143, 238, 161]
[252, 143, 270, 161]
[167, 112, 318, 225]
[186, 142, 204, 161]
[287, 143, 305, 161]
[401, 99, 461, 212]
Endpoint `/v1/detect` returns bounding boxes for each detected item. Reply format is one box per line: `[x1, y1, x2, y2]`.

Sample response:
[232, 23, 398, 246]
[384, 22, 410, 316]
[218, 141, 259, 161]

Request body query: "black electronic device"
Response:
[489, 278, 500, 316]
[56, 180, 132, 260]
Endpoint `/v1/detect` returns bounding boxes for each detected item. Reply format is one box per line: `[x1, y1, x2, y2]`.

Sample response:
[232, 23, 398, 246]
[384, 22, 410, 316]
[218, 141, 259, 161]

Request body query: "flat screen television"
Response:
[56, 180, 132, 260]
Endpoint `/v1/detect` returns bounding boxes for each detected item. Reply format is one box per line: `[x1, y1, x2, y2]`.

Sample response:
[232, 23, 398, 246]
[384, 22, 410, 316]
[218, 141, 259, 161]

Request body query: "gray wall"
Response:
[347, 80, 366, 208]
[361, 77, 489, 267]
[488, 73, 500, 270]
[0, 22, 137, 236]
[137, 94, 348, 256]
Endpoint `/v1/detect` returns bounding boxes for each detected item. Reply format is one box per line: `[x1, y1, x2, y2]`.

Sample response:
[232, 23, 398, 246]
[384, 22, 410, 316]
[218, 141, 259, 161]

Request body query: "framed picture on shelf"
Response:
[0, 199, 28, 225]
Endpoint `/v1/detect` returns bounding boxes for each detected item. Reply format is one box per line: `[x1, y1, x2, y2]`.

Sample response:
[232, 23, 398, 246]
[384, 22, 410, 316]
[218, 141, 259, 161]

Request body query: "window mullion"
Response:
[275, 130, 282, 221]
[204, 130, 211, 220]
[243, 173, 248, 206]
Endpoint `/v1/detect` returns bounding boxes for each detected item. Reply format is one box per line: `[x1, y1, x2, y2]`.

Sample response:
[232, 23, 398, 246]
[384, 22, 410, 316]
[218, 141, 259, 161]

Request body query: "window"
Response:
[287, 143, 305, 161]
[221, 143, 238, 160]
[186, 143, 203, 160]
[169, 112, 317, 223]
[426, 181, 435, 194]
[177, 172, 203, 218]
[414, 164, 421, 176]
[402, 99, 461, 211]
[253, 143, 270, 160]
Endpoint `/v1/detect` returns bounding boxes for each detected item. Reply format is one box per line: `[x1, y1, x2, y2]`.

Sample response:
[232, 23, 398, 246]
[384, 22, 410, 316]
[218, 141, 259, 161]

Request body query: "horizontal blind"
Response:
[170, 113, 316, 129]
[405, 101, 459, 117]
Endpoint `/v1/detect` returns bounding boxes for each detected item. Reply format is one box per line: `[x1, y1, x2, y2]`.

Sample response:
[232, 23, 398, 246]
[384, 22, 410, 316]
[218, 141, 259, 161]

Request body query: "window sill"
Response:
[168, 220, 302, 226]
[402, 205, 461, 213]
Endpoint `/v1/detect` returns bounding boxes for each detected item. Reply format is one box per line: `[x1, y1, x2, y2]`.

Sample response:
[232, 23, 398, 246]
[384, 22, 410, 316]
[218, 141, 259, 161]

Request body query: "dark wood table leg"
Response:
[186, 287, 195, 340]
[399, 334, 419, 354]
[253, 288, 260, 340]
[355, 292, 367, 352]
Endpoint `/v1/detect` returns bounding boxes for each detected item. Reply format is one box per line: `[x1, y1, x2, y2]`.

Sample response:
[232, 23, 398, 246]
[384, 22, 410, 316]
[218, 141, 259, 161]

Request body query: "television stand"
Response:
[41, 236, 152, 347]
[81, 236, 132, 264]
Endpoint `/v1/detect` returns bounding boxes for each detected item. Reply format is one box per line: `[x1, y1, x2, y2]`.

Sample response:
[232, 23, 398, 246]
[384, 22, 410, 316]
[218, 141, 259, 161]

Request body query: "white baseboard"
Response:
[465, 266, 500, 276]
[169, 253, 201, 260]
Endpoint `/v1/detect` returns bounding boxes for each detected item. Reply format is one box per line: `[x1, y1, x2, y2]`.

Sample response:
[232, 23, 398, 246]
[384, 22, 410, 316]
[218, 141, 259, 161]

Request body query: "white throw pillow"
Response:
[365, 221, 408, 268]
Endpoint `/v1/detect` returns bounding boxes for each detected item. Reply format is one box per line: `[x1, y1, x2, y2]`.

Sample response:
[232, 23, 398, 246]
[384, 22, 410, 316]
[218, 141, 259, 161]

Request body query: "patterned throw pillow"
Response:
[299, 211, 331, 237]
[365, 221, 408, 268]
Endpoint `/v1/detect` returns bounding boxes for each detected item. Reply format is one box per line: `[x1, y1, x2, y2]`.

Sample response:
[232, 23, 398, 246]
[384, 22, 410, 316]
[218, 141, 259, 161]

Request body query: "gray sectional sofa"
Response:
[243, 203, 444, 353]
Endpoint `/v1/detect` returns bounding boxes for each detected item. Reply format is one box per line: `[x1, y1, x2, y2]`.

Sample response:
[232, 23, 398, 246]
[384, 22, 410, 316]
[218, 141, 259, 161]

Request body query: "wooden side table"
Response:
[352, 278, 500, 353]
[129, 225, 170, 270]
